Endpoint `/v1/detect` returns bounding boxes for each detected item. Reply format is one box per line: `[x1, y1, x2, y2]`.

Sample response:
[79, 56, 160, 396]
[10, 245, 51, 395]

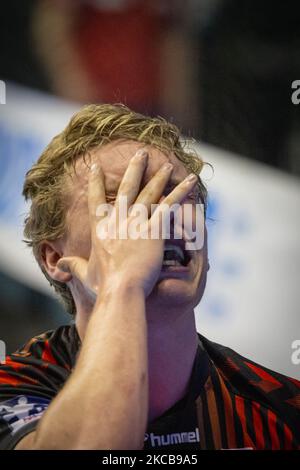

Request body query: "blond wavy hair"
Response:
[23, 103, 207, 315]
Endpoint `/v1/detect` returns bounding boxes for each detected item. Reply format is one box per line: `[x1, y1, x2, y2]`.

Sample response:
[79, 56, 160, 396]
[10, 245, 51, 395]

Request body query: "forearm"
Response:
[23, 280, 148, 450]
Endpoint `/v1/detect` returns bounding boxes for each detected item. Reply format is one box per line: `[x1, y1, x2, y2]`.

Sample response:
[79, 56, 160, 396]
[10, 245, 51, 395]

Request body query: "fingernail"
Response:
[134, 149, 148, 160]
[185, 173, 198, 183]
[162, 162, 173, 171]
[91, 163, 99, 173]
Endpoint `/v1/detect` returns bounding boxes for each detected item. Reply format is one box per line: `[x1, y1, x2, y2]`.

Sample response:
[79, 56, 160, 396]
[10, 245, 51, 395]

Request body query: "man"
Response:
[0, 104, 299, 450]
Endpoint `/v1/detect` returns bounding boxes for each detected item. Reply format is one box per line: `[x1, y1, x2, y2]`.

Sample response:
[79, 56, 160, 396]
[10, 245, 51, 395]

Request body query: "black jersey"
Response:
[0, 324, 299, 450]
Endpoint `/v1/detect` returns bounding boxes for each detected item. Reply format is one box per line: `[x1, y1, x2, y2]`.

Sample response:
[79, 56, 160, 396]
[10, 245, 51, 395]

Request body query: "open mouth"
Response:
[162, 242, 191, 268]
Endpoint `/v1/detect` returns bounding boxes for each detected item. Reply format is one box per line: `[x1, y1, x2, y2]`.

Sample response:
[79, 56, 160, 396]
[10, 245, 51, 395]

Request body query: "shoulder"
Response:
[11, 323, 80, 366]
[0, 324, 80, 397]
[199, 334, 300, 439]
[200, 333, 300, 391]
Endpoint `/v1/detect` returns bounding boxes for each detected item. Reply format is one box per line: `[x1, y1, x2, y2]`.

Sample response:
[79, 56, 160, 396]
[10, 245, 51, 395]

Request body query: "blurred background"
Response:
[0, 0, 299, 377]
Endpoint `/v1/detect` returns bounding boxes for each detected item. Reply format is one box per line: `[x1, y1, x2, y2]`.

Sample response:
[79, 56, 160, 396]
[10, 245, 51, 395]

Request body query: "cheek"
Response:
[196, 242, 208, 286]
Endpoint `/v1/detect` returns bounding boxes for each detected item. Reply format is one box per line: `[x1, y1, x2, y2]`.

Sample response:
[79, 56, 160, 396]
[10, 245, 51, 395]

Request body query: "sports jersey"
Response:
[0, 324, 299, 450]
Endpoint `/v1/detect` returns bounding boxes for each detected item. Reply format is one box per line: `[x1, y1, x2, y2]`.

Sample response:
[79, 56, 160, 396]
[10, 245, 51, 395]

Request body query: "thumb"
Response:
[57, 256, 88, 284]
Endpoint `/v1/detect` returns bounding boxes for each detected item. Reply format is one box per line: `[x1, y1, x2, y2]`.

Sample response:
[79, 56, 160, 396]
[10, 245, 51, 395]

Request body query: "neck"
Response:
[146, 307, 198, 423]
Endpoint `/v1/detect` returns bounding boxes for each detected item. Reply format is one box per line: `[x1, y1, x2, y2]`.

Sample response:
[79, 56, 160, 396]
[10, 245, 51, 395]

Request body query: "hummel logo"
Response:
[144, 428, 200, 447]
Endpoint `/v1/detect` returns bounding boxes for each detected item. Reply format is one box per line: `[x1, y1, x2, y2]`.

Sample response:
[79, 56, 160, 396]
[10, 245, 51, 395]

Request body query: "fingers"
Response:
[57, 256, 88, 285]
[134, 162, 174, 215]
[114, 149, 148, 214]
[88, 164, 106, 231]
[151, 173, 198, 225]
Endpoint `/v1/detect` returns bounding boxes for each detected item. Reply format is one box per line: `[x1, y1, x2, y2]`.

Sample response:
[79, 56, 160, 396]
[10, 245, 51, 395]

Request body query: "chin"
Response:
[149, 277, 200, 309]
[150, 263, 208, 310]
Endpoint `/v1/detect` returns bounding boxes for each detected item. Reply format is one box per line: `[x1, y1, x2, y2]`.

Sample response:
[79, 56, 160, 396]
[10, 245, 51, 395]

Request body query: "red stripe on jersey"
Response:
[245, 362, 281, 386]
[217, 370, 237, 449]
[283, 423, 293, 450]
[41, 340, 57, 365]
[252, 402, 265, 449]
[0, 369, 38, 387]
[235, 396, 255, 449]
[4, 357, 25, 372]
[267, 409, 280, 449]
[0, 370, 24, 386]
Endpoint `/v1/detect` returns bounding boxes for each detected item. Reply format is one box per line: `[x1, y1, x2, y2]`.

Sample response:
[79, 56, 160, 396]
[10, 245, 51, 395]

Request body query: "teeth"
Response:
[164, 244, 184, 262]
[162, 260, 181, 266]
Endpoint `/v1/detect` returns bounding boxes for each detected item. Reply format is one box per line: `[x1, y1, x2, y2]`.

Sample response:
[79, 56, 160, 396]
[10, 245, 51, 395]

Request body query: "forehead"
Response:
[75, 139, 189, 192]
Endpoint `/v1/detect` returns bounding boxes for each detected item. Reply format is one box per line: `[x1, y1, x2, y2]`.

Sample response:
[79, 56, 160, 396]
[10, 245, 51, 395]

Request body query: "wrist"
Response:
[94, 275, 145, 310]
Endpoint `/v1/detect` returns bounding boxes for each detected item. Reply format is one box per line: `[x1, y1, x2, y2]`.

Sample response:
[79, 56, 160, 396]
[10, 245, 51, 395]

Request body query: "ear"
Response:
[39, 241, 72, 283]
